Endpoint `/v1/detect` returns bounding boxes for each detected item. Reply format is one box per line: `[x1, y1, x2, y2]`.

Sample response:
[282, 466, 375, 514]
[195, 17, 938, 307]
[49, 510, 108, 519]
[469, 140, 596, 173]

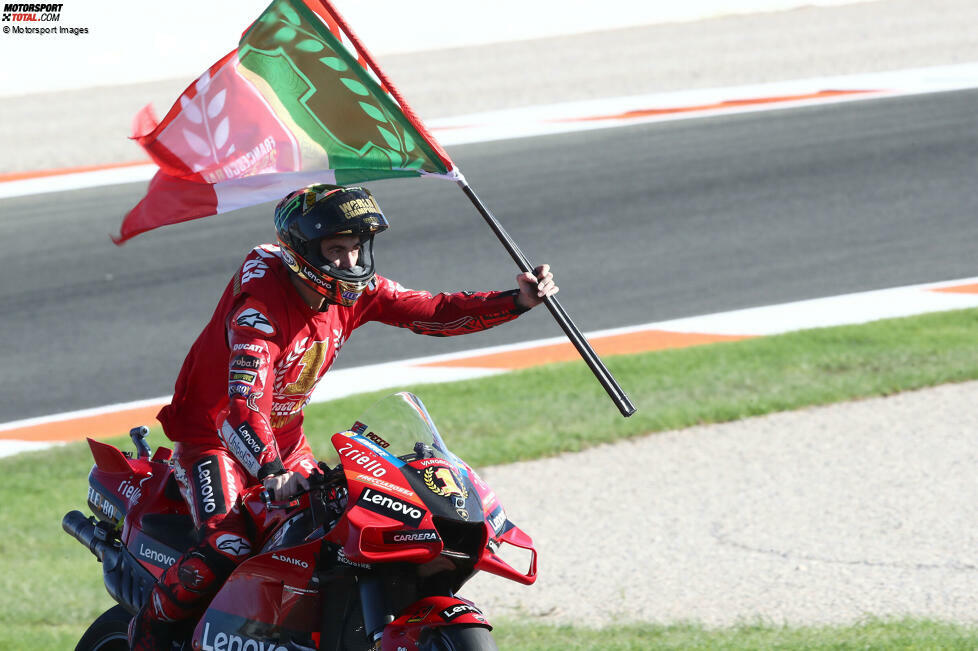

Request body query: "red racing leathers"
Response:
[137, 244, 527, 634]
[160, 243, 524, 482]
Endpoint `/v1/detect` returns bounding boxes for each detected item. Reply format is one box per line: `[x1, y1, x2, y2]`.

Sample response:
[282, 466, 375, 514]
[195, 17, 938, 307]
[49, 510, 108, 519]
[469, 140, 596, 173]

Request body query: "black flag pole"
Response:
[456, 179, 637, 417]
[312, 0, 634, 416]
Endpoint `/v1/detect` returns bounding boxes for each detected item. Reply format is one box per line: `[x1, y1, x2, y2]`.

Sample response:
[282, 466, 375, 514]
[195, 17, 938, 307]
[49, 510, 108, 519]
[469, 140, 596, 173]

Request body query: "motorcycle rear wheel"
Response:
[75, 604, 131, 651]
[419, 624, 497, 651]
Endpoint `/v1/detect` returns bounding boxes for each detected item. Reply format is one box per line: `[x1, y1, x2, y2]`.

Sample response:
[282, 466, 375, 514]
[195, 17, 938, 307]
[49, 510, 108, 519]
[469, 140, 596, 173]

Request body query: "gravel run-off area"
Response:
[465, 381, 978, 627]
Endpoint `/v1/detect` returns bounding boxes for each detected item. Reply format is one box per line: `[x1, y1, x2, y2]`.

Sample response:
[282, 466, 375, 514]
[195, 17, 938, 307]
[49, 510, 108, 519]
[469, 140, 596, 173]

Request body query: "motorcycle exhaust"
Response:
[63, 510, 110, 558]
[62, 510, 156, 615]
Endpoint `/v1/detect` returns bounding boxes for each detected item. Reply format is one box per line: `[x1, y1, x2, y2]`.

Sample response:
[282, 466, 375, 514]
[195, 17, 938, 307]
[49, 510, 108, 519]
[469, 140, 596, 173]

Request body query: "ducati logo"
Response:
[406, 605, 433, 623]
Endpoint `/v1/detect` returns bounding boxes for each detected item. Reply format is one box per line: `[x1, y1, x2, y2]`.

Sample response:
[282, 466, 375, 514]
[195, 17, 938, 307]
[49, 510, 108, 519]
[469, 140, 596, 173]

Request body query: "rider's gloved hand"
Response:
[514, 263, 558, 312]
[262, 470, 310, 501]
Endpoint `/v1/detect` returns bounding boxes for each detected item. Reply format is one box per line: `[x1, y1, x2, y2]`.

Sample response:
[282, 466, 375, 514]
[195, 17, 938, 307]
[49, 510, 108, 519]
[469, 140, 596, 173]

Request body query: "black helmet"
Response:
[274, 184, 389, 307]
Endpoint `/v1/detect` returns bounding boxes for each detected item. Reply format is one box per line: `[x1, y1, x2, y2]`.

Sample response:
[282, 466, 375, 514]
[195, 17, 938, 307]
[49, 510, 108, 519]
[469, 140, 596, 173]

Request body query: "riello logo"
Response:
[2, 3, 63, 21]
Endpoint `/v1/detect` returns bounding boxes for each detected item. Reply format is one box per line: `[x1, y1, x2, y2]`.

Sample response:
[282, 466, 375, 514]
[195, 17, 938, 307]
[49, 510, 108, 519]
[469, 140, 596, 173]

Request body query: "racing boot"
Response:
[128, 596, 177, 651]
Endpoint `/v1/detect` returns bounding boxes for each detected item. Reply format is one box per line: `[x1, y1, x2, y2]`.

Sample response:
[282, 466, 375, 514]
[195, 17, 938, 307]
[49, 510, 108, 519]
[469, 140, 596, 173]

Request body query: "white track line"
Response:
[3, 276, 978, 457]
[2, 62, 977, 200]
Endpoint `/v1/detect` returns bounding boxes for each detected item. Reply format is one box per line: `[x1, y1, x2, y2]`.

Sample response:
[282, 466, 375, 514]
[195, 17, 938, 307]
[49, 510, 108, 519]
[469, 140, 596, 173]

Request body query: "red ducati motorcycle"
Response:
[64, 392, 537, 650]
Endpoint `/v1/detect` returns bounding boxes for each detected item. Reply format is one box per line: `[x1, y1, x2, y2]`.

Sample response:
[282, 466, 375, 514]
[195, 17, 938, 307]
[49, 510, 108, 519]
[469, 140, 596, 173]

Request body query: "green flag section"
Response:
[116, 0, 457, 244]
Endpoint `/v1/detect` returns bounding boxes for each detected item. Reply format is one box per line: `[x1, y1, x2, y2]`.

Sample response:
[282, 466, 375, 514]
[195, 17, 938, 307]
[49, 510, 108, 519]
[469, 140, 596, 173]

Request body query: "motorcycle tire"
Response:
[419, 624, 498, 651]
[74, 604, 131, 651]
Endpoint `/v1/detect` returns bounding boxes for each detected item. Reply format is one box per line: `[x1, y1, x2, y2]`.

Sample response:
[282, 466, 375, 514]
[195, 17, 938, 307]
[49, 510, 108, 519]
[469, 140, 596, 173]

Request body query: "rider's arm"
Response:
[364, 266, 557, 336]
[216, 301, 287, 481]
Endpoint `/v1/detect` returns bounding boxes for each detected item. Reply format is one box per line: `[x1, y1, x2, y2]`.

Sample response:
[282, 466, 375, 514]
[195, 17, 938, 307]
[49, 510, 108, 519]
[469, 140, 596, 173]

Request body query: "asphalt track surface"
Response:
[2, 86, 978, 424]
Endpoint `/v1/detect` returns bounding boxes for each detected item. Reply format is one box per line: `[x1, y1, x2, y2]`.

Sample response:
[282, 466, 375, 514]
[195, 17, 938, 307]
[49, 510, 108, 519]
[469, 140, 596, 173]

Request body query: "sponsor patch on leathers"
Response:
[233, 307, 276, 335]
[192, 456, 228, 519]
[219, 421, 264, 477]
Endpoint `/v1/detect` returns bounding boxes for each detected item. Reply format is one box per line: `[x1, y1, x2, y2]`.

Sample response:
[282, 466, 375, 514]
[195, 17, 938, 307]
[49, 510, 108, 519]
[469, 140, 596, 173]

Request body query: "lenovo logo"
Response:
[357, 488, 425, 527]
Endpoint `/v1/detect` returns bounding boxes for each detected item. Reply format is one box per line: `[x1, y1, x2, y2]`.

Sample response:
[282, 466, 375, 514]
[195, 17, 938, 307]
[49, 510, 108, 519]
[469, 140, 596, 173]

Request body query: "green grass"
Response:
[299, 307, 978, 467]
[6, 308, 978, 649]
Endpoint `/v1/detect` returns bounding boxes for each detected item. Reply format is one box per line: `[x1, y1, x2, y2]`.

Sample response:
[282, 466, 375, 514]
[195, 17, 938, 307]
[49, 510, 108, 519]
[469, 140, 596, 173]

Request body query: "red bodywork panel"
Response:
[192, 538, 322, 648]
[463, 462, 538, 585]
[87, 437, 140, 473]
[324, 433, 442, 565]
[85, 438, 189, 579]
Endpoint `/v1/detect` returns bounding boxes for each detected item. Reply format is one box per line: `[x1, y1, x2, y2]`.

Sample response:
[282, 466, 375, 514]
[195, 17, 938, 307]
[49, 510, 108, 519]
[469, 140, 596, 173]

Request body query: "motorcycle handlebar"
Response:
[261, 488, 298, 510]
[262, 464, 342, 509]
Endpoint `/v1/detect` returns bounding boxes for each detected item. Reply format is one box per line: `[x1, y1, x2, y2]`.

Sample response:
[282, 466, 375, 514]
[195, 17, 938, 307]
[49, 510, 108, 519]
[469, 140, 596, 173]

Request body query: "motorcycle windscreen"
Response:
[325, 392, 485, 524]
[323, 393, 490, 560]
[320, 392, 455, 469]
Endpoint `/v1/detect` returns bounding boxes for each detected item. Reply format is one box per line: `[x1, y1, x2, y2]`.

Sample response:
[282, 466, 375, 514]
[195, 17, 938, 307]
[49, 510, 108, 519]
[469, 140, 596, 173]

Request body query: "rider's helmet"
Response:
[274, 184, 389, 307]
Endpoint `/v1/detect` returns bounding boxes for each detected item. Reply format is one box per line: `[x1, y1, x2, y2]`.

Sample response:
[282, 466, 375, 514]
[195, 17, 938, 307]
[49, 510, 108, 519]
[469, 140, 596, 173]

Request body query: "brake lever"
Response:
[261, 489, 300, 510]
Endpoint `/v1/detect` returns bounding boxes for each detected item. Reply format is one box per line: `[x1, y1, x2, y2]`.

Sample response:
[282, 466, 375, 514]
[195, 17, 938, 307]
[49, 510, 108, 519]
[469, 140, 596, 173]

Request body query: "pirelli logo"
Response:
[229, 370, 257, 384]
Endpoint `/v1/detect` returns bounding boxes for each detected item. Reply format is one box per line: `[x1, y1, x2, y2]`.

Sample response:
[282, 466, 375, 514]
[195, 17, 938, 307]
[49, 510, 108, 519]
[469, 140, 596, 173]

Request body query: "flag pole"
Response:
[456, 179, 637, 417]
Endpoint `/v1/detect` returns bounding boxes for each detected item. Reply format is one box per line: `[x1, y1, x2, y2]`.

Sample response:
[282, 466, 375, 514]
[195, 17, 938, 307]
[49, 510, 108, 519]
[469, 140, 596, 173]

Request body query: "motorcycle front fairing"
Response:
[325, 393, 537, 584]
[462, 462, 538, 586]
[321, 393, 496, 569]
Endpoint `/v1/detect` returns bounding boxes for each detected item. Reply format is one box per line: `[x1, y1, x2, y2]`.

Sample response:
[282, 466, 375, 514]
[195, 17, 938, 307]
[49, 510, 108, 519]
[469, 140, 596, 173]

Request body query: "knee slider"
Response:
[175, 552, 223, 595]
[186, 543, 240, 585]
[152, 553, 221, 616]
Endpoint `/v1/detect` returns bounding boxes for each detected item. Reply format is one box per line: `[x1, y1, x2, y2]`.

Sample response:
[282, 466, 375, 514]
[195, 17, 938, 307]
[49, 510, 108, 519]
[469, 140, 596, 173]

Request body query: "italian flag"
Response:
[114, 0, 457, 244]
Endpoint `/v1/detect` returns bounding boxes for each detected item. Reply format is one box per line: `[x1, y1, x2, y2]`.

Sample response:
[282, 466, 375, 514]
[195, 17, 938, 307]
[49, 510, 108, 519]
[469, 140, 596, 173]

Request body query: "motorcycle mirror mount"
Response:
[129, 426, 152, 459]
[413, 441, 436, 460]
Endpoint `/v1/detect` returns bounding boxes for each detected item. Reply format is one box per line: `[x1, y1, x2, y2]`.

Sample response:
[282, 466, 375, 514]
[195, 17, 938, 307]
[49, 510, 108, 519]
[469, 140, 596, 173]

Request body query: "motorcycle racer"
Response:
[129, 184, 558, 650]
